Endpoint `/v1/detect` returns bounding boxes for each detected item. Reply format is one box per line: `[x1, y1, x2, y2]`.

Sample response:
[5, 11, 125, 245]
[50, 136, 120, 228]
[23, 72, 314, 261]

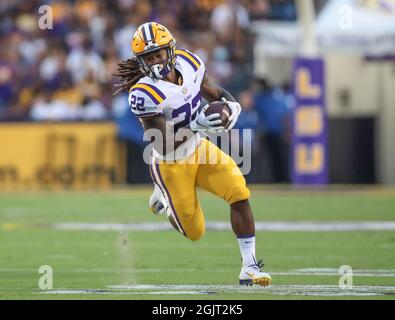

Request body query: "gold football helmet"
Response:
[131, 22, 176, 79]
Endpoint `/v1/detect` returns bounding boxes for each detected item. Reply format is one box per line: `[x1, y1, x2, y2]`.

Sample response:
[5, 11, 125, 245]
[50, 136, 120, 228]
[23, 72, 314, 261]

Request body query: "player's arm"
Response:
[200, 72, 237, 102]
[129, 89, 191, 156]
[140, 115, 192, 156]
[200, 72, 241, 130]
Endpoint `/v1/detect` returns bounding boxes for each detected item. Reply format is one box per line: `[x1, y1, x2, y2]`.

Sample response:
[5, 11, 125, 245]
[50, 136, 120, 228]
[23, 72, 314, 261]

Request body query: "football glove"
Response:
[221, 97, 241, 131]
[190, 104, 225, 133]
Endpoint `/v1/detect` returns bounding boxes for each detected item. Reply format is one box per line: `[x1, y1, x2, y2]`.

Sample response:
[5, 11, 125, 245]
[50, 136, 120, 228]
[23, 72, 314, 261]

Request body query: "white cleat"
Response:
[239, 259, 272, 287]
[149, 184, 170, 217]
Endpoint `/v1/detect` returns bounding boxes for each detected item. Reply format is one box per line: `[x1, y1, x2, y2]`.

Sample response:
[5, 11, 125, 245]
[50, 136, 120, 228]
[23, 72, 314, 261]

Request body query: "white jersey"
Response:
[128, 49, 206, 160]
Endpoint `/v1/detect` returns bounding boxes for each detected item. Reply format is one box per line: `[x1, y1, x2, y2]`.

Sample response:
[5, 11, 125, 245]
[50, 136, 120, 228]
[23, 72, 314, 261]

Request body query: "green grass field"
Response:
[1, 186, 395, 300]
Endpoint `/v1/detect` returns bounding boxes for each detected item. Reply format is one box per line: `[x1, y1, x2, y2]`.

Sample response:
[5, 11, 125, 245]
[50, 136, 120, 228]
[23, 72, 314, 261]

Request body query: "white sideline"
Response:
[53, 221, 395, 232]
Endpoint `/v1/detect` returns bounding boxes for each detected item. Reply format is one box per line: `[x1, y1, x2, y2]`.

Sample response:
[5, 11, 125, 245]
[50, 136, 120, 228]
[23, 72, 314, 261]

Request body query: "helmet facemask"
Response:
[136, 41, 176, 80]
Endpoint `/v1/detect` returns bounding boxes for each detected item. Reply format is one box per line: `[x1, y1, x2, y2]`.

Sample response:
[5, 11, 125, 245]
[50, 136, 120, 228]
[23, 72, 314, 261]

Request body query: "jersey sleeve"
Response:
[128, 83, 167, 118]
[175, 49, 206, 83]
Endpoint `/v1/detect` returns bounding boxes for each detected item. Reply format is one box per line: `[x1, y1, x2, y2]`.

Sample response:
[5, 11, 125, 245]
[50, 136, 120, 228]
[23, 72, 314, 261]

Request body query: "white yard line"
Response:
[4, 221, 394, 232]
[3, 267, 395, 277]
[272, 272, 395, 277]
[294, 268, 395, 274]
[55, 221, 395, 232]
[36, 289, 208, 295]
[36, 284, 395, 297]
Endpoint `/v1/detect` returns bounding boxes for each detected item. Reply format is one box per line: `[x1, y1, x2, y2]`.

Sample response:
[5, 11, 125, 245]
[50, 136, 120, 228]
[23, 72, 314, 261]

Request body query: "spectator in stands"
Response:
[235, 89, 259, 147]
[254, 78, 291, 183]
[66, 38, 107, 84]
[0, 61, 15, 114]
[0, 0, 294, 124]
[80, 96, 107, 121]
[30, 89, 70, 121]
[269, 0, 297, 21]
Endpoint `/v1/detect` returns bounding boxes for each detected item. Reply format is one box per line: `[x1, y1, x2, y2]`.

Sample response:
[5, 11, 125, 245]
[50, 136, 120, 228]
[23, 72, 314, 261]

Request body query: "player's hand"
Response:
[221, 98, 241, 131]
[190, 104, 225, 133]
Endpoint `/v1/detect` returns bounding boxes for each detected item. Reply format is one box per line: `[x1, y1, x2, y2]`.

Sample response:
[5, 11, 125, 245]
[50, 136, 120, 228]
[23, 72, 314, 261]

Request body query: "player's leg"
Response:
[195, 139, 252, 235]
[149, 156, 205, 241]
[230, 199, 254, 239]
[148, 182, 182, 231]
[196, 139, 271, 286]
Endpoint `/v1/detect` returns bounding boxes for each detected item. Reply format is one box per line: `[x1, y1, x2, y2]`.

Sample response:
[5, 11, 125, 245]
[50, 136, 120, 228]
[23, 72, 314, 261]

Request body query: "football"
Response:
[204, 101, 232, 128]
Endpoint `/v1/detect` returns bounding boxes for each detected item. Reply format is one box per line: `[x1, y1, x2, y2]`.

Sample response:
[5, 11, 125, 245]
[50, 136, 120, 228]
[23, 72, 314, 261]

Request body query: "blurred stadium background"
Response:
[0, 0, 394, 189]
[1, 0, 395, 300]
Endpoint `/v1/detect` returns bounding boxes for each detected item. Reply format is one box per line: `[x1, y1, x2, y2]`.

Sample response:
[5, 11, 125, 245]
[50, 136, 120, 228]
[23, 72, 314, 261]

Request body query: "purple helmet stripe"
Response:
[148, 23, 154, 41]
[141, 25, 148, 42]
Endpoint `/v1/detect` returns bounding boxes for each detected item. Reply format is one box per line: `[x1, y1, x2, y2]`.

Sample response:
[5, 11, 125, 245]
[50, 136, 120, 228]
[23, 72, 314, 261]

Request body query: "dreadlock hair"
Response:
[113, 58, 144, 95]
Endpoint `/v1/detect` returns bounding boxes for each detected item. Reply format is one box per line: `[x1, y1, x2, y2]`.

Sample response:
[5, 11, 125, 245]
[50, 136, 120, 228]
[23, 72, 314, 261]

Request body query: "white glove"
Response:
[190, 104, 225, 133]
[221, 97, 241, 131]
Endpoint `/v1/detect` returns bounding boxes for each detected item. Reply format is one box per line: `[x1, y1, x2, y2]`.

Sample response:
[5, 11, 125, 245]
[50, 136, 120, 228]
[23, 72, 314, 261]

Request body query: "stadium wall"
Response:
[0, 122, 126, 190]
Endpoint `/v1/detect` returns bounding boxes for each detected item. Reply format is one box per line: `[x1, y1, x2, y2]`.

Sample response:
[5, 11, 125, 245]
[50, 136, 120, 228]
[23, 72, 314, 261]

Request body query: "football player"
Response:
[114, 22, 271, 286]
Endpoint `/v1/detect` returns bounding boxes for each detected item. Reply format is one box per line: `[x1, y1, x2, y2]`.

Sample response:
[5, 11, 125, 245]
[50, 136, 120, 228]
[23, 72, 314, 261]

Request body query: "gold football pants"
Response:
[149, 138, 250, 241]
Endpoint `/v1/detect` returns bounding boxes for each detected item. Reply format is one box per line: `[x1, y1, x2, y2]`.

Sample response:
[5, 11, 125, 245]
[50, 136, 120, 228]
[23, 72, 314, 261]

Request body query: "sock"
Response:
[237, 235, 256, 267]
